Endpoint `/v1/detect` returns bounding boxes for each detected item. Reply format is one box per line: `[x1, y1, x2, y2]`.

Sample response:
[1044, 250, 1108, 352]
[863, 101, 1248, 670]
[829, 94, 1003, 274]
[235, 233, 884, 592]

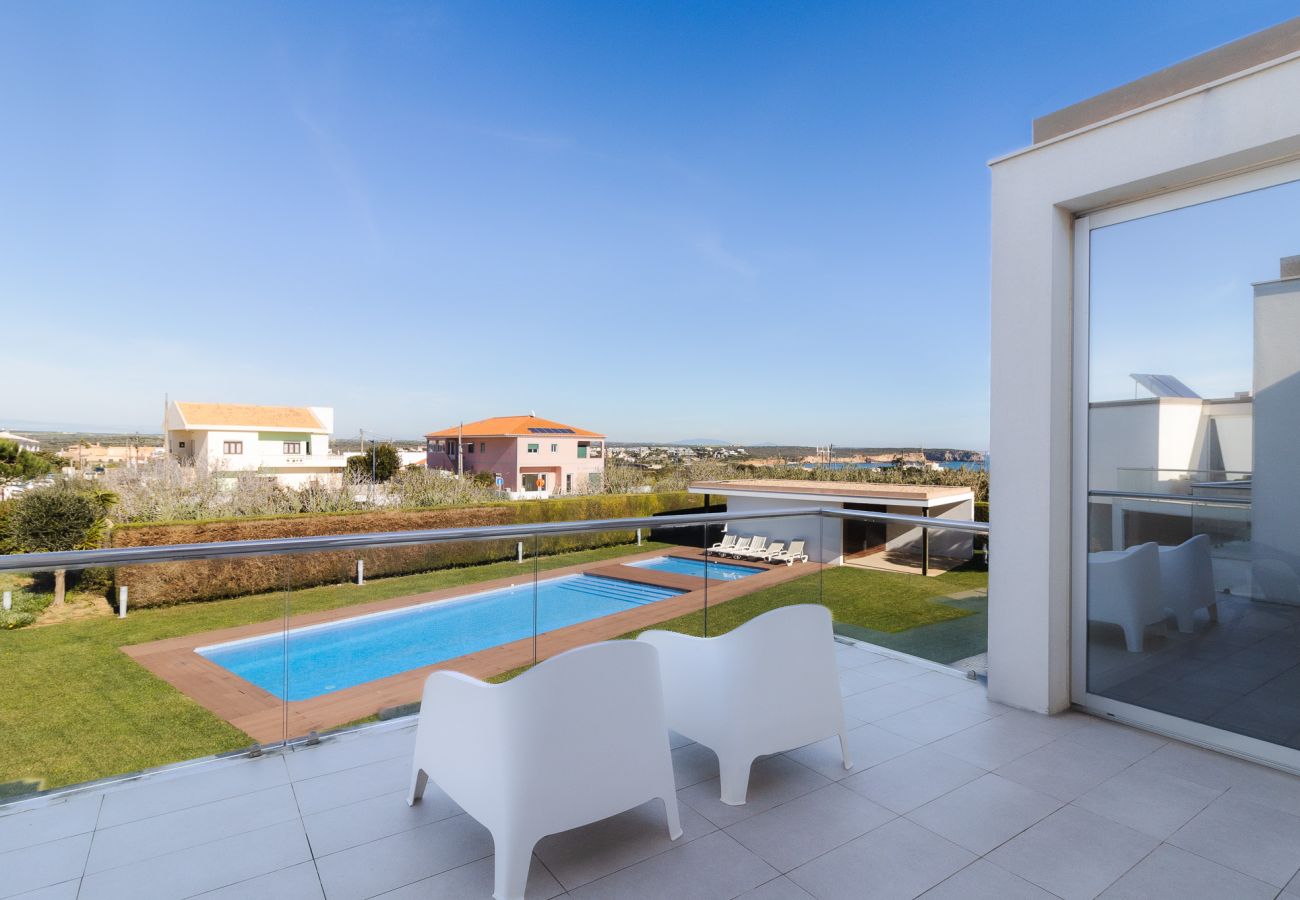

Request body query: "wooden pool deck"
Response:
[122, 548, 821, 743]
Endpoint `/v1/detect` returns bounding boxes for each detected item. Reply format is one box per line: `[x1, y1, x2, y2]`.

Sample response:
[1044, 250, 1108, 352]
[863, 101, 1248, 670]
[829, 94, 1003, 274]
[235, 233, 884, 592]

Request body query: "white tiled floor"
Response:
[8, 642, 1300, 899]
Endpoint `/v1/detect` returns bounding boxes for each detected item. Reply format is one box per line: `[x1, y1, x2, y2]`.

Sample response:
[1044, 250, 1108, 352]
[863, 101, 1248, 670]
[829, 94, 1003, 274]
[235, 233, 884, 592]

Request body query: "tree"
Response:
[0, 439, 54, 488]
[345, 442, 400, 482]
[6, 484, 115, 605]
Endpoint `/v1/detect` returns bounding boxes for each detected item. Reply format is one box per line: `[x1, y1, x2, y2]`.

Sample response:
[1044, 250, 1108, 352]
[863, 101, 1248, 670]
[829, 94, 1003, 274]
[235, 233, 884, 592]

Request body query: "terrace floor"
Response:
[8, 642, 1300, 899]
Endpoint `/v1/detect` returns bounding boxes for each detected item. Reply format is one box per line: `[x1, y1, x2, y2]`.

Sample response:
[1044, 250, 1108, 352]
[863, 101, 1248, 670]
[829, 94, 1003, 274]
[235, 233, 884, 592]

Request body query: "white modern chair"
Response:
[721, 536, 753, 559]
[638, 604, 850, 806]
[1088, 542, 1164, 652]
[709, 534, 738, 554]
[769, 540, 809, 565]
[1158, 534, 1218, 633]
[407, 641, 682, 900]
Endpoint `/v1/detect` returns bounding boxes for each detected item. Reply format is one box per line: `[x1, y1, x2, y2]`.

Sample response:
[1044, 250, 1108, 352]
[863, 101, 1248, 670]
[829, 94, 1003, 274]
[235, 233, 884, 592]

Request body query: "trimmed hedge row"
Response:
[110, 493, 713, 607]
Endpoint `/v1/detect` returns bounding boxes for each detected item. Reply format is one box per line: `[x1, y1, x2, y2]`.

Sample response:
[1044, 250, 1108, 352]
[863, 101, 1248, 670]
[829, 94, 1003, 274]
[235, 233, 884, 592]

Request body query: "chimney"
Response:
[1281, 255, 1300, 279]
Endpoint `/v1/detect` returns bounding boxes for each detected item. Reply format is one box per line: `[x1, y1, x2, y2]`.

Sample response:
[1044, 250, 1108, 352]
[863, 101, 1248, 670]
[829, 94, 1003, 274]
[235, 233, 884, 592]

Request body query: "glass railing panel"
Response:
[0, 555, 284, 802]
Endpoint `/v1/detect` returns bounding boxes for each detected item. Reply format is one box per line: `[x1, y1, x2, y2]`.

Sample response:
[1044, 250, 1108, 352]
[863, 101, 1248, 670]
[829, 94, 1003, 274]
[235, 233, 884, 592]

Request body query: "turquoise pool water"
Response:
[630, 555, 763, 580]
[197, 574, 682, 701]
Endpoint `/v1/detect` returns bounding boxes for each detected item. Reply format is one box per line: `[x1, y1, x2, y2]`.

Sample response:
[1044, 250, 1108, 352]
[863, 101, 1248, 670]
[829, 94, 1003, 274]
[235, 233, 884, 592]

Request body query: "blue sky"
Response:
[3, 1, 1297, 447]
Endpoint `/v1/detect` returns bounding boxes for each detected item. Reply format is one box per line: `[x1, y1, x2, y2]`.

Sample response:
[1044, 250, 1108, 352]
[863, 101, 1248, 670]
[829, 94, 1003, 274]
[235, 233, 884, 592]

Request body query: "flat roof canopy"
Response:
[689, 479, 974, 509]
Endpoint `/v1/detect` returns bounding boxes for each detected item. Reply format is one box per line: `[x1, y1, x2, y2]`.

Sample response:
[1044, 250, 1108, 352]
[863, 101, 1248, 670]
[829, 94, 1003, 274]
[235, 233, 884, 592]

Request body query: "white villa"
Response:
[0, 430, 40, 452]
[163, 401, 347, 488]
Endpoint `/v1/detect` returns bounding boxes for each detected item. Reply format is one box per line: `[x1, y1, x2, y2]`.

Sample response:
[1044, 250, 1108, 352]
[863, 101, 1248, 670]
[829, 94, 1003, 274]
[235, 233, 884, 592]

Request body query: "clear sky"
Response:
[3, 1, 1297, 447]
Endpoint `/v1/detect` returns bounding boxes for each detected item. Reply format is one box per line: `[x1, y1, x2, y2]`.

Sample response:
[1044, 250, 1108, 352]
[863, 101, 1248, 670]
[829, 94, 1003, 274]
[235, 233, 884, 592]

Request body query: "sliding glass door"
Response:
[1075, 164, 1300, 768]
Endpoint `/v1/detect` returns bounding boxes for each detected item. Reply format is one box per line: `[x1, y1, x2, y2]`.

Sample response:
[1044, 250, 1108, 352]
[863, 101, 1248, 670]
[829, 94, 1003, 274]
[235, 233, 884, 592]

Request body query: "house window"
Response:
[283, 442, 301, 454]
[223, 441, 243, 455]
[466, 442, 475, 454]
[577, 441, 589, 459]
[480, 442, 486, 453]
[551, 443, 558, 453]
[527, 443, 539, 453]
[178, 441, 185, 449]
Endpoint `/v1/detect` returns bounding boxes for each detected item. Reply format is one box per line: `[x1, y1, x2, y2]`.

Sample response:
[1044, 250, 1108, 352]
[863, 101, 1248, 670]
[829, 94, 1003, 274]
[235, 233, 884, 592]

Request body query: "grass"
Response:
[618, 564, 986, 640]
[0, 541, 671, 793]
[0, 572, 55, 629]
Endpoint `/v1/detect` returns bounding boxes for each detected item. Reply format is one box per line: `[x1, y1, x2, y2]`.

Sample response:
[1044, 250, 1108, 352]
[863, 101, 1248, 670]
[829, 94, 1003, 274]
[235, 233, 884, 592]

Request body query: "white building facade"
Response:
[164, 401, 347, 488]
[991, 18, 1300, 773]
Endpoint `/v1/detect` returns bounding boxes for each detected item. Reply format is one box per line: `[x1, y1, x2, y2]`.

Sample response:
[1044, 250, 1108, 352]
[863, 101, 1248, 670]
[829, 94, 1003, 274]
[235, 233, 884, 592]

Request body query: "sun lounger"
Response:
[718, 536, 752, 558]
[709, 534, 737, 554]
[741, 541, 785, 562]
[768, 540, 809, 565]
[729, 536, 767, 560]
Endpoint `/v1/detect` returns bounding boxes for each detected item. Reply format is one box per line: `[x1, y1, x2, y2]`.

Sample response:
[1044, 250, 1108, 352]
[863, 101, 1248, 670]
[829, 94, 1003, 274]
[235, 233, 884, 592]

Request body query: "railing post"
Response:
[636, 528, 642, 546]
[517, 541, 524, 563]
[118, 585, 128, 618]
[921, 510, 930, 576]
[356, 560, 365, 585]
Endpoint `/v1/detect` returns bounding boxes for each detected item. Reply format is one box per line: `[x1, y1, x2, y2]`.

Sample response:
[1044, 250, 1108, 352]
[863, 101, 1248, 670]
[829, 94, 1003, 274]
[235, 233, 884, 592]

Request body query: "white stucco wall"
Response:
[723, 496, 841, 564]
[990, 51, 1300, 714]
[1252, 278, 1300, 571]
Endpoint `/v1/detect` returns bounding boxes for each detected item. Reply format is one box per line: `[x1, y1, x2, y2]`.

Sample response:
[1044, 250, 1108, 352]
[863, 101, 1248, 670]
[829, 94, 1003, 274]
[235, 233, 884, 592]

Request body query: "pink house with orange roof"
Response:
[425, 414, 606, 495]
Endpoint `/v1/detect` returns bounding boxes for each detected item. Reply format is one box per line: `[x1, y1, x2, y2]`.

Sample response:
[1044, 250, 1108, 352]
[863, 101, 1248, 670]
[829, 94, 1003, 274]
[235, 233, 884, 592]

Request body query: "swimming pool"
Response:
[630, 555, 763, 581]
[197, 574, 682, 701]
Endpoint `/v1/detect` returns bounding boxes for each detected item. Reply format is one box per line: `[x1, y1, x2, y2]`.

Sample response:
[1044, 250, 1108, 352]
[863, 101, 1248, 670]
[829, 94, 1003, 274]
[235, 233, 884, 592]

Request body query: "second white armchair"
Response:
[639, 604, 851, 805]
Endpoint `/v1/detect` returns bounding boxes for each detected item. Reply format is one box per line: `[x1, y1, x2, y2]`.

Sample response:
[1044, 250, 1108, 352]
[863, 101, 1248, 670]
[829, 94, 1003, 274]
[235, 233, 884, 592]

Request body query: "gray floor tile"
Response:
[835, 645, 884, 670]
[737, 875, 814, 898]
[1128, 740, 1263, 791]
[1168, 793, 1300, 887]
[672, 741, 721, 790]
[79, 819, 311, 900]
[873, 699, 990, 744]
[0, 794, 100, 853]
[0, 834, 91, 899]
[918, 859, 1056, 899]
[842, 683, 936, 723]
[377, 855, 564, 900]
[194, 861, 325, 899]
[726, 783, 894, 872]
[929, 714, 1058, 769]
[86, 784, 300, 874]
[842, 746, 986, 814]
[568, 831, 778, 900]
[838, 666, 892, 697]
[863, 659, 934, 683]
[679, 754, 831, 829]
[1060, 719, 1167, 764]
[943, 689, 1012, 717]
[97, 756, 290, 829]
[784, 723, 917, 781]
[788, 817, 975, 900]
[303, 786, 463, 857]
[899, 670, 979, 699]
[1073, 767, 1222, 839]
[534, 797, 714, 890]
[994, 737, 1133, 802]
[5, 881, 80, 900]
[284, 726, 415, 782]
[314, 813, 493, 900]
[907, 773, 1062, 855]
[1099, 844, 1277, 900]
[995, 708, 1093, 739]
[987, 806, 1159, 900]
[292, 754, 410, 815]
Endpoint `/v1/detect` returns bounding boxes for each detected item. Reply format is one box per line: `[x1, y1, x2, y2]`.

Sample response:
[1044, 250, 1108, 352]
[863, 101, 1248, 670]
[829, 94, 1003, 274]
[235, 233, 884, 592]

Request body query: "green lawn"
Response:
[618, 564, 987, 639]
[0, 541, 671, 793]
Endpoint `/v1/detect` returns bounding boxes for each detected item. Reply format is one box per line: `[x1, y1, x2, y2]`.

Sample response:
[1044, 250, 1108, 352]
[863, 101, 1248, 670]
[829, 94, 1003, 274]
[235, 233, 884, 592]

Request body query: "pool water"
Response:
[630, 555, 763, 581]
[197, 574, 682, 701]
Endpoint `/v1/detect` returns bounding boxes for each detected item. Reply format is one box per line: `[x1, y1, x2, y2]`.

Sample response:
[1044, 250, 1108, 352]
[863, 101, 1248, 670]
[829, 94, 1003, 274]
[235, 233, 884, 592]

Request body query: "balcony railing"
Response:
[0, 506, 987, 804]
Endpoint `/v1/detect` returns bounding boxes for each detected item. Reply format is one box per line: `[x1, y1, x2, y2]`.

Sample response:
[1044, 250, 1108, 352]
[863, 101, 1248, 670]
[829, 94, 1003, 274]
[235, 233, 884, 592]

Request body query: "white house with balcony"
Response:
[163, 401, 347, 488]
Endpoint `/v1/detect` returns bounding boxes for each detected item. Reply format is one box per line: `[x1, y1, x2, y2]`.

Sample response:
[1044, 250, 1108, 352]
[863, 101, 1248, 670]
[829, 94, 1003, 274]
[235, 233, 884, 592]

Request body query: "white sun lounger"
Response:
[718, 536, 752, 559]
[729, 536, 767, 560]
[768, 540, 809, 565]
[740, 541, 785, 562]
[709, 534, 738, 554]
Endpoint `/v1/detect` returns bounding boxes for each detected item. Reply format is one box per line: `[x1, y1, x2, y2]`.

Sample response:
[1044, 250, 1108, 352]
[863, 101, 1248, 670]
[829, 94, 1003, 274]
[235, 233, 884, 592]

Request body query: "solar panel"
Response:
[1130, 374, 1201, 399]
[528, 427, 575, 433]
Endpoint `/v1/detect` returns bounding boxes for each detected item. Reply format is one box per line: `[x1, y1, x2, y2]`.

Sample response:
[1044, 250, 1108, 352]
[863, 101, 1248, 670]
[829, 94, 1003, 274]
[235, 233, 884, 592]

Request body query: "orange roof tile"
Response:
[175, 402, 325, 431]
[426, 415, 605, 439]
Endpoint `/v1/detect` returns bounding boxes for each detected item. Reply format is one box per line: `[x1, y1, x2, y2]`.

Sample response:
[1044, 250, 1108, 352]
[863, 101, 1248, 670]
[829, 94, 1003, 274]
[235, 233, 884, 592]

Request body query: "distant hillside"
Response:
[670, 438, 736, 447]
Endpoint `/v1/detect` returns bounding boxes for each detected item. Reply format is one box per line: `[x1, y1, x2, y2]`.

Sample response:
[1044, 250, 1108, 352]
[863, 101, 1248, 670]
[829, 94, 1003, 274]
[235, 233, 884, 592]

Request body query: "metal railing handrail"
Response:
[1088, 489, 1252, 507]
[0, 505, 989, 573]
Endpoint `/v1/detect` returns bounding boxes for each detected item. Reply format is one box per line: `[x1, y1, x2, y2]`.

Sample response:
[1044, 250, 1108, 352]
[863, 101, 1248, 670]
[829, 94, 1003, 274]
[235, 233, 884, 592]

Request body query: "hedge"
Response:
[110, 493, 715, 607]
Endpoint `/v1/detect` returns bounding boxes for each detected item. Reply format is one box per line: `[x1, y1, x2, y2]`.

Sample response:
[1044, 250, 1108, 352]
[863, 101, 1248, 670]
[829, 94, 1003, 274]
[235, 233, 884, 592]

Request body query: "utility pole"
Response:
[457, 421, 463, 478]
[371, 440, 376, 481]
